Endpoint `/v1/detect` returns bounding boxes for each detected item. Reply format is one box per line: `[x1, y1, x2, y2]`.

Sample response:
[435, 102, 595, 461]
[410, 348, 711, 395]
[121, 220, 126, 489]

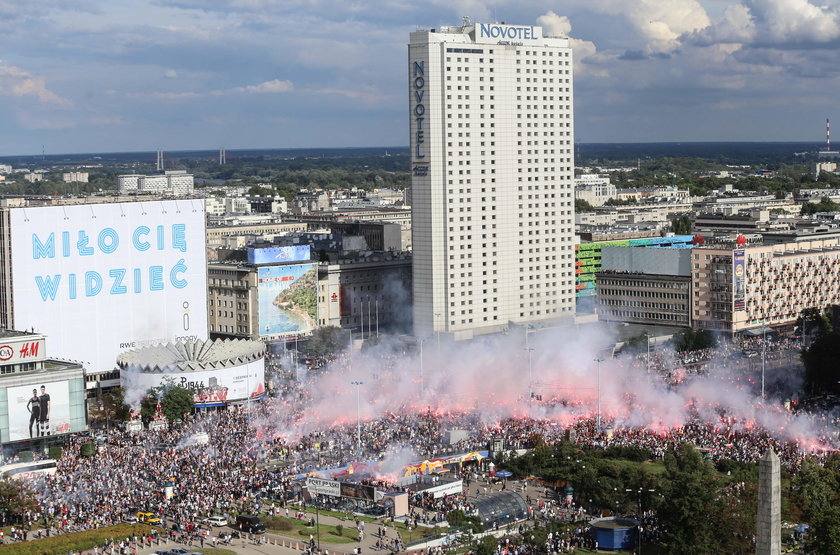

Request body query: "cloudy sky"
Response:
[1, 0, 839, 155]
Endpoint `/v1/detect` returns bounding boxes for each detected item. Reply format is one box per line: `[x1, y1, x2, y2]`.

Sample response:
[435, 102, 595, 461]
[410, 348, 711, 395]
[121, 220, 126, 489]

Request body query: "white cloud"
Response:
[232, 79, 293, 93]
[164, 69, 178, 78]
[587, 0, 711, 54]
[688, 0, 840, 48]
[538, 11, 604, 76]
[0, 60, 71, 106]
[127, 79, 294, 100]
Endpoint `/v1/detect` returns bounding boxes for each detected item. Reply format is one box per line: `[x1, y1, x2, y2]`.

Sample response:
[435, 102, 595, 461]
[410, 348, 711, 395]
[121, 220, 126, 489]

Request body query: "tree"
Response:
[671, 215, 692, 235]
[658, 444, 720, 554]
[102, 387, 131, 423]
[574, 198, 594, 212]
[800, 196, 839, 216]
[801, 331, 840, 396]
[0, 478, 39, 522]
[304, 326, 351, 357]
[161, 386, 194, 422]
[793, 456, 840, 554]
[674, 329, 716, 352]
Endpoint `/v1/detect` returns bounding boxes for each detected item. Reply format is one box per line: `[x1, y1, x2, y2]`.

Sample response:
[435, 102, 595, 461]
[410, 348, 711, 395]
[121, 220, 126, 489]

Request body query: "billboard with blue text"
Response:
[9, 200, 208, 372]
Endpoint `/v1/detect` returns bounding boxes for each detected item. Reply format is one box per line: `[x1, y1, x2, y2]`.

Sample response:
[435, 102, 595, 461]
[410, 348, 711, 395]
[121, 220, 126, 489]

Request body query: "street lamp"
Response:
[761, 325, 767, 399]
[314, 493, 321, 552]
[434, 312, 442, 353]
[525, 347, 535, 399]
[626, 488, 656, 555]
[418, 338, 425, 396]
[644, 333, 651, 377]
[351, 381, 364, 460]
[594, 357, 604, 435]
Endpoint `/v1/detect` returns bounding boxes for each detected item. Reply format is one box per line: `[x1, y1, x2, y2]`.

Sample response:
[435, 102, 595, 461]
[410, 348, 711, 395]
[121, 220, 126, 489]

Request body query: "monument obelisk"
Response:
[756, 449, 781, 555]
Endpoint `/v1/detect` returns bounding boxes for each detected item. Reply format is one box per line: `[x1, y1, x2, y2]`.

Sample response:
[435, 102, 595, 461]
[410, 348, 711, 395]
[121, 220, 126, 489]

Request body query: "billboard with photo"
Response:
[258, 264, 317, 337]
[120, 359, 265, 407]
[733, 249, 746, 311]
[9, 200, 208, 372]
[247, 246, 311, 265]
[7, 381, 71, 441]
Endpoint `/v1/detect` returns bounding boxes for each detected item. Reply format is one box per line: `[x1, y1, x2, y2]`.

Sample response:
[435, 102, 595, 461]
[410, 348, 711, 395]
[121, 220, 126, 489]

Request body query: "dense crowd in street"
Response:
[0, 334, 835, 551]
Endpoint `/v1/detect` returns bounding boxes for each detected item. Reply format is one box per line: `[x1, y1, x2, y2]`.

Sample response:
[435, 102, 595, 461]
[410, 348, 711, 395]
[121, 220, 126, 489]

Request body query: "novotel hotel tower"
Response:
[409, 21, 576, 340]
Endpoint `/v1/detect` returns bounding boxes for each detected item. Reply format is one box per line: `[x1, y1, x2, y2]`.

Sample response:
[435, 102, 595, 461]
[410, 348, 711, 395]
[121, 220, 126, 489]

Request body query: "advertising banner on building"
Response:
[258, 264, 317, 337]
[6, 381, 71, 441]
[306, 477, 341, 498]
[733, 249, 746, 311]
[247, 246, 311, 265]
[10, 201, 208, 372]
[121, 359, 265, 407]
[0, 337, 46, 365]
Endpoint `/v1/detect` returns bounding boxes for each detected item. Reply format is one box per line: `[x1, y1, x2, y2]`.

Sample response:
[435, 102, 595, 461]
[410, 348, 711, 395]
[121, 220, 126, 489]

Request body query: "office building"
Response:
[574, 174, 615, 207]
[691, 237, 840, 334]
[596, 247, 692, 327]
[62, 172, 89, 183]
[409, 21, 576, 339]
[0, 330, 87, 448]
[117, 170, 194, 196]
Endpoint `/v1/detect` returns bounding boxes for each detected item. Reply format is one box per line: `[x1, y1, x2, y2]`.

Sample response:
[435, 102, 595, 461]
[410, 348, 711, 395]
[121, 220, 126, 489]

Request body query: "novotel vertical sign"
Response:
[412, 60, 426, 161]
[411, 59, 429, 177]
[475, 23, 542, 44]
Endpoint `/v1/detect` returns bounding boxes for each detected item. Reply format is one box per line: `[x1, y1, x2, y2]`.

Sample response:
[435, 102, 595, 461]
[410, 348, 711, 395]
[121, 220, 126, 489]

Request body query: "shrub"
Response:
[17, 451, 33, 462]
[334, 524, 343, 536]
[48, 446, 63, 460]
[80, 442, 96, 457]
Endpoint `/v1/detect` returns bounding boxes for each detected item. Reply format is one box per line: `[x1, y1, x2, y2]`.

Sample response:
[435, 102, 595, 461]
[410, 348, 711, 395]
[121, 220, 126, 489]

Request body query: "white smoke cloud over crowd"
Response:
[260, 323, 836, 454]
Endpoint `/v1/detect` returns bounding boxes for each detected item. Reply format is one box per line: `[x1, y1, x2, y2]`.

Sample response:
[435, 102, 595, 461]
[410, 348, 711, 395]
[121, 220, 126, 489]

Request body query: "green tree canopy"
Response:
[161, 386, 194, 422]
[304, 326, 352, 357]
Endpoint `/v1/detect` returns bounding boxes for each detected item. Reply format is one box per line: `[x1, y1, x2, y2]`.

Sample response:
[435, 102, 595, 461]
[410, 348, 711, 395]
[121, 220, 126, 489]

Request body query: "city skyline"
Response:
[1, 0, 839, 155]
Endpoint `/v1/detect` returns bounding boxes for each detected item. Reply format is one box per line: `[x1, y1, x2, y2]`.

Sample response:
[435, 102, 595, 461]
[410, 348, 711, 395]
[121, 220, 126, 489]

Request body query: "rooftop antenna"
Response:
[156, 149, 164, 171]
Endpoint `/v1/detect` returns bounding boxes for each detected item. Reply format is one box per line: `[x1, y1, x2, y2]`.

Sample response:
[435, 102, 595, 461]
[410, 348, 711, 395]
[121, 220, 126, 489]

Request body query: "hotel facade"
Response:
[409, 21, 576, 339]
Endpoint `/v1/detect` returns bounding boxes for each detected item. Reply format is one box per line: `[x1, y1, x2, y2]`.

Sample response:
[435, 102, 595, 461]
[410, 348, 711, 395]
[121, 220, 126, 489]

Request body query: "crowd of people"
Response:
[1, 332, 836, 552]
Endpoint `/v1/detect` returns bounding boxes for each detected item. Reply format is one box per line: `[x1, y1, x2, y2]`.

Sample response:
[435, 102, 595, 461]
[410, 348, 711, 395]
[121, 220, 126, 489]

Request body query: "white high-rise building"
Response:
[410, 21, 576, 340]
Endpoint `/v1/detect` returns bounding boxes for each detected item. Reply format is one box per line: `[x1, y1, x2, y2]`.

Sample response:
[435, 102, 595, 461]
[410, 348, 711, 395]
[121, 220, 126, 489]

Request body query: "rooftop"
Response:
[116, 338, 265, 373]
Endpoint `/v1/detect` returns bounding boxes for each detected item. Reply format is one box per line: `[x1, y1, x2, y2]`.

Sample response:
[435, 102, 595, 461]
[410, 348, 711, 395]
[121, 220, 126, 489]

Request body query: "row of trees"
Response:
[499, 440, 840, 554]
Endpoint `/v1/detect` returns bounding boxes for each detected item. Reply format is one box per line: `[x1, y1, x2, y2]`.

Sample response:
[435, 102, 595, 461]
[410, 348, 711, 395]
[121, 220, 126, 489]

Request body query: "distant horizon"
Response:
[0, 140, 832, 161]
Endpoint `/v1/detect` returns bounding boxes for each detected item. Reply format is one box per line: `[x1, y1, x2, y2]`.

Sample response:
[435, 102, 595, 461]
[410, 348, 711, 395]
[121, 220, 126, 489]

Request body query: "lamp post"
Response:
[434, 312, 442, 354]
[625, 488, 656, 555]
[761, 324, 767, 399]
[525, 348, 535, 399]
[644, 333, 651, 377]
[351, 381, 364, 460]
[594, 357, 604, 435]
[315, 493, 321, 552]
[418, 338, 425, 396]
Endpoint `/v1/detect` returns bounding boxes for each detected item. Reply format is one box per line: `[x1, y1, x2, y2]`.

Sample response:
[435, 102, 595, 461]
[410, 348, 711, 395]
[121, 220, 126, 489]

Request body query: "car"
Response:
[169, 549, 189, 555]
[137, 511, 162, 525]
[206, 516, 228, 527]
[234, 515, 266, 534]
[123, 515, 139, 524]
[744, 350, 759, 358]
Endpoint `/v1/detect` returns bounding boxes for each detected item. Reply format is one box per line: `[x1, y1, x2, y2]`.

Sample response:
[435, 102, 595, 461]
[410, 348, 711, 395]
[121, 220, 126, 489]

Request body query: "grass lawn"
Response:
[262, 516, 359, 544]
[392, 522, 444, 545]
[284, 504, 379, 523]
[0, 524, 153, 555]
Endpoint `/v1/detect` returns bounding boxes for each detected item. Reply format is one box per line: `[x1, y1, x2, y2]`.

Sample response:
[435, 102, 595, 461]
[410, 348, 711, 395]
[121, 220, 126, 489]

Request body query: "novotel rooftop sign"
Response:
[475, 23, 542, 44]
